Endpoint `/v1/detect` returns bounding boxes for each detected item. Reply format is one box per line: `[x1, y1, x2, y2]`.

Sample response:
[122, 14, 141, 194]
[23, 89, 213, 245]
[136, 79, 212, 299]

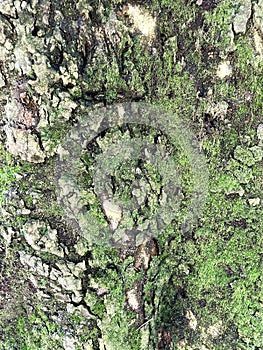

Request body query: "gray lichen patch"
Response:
[0, 72, 5, 88]
[257, 123, 263, 143]
[254, 0, 263, 35]
[123, 4, 157, 40]
[216, 60, 232, 79]
[5, 80, 40, 128]
[233, 0, 252, 35]
[4, 127, 46, 163]
[19, 250, 85, 303]
[234, 145, 262, 166]
[23, 220, 65, 257]
[251, 0, 263, 62]
[101, 198, 123, 230]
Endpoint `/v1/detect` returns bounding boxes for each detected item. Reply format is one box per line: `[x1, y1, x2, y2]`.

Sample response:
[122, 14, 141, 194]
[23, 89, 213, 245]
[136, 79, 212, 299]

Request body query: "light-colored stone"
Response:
[14, 46, 33, 76]
[57, 92, 78, 120]
[74, 238, 89, 256]
[17, 207, 31, 215]
[75, 305, 93, 318]
[132, 179, 150, 206]
[252, 0, 263, 62]
[176, 339, 188, 349]
[76, 0, 92, 18]
[83, 341, 94, 350]
[0, 46, 8, 61]
[29, 275, 38, 289]
[49, 282, 62, 292]
[71, 292, 83, 303]
[56, 261, 71, 276]
[0, 25, 6, 45]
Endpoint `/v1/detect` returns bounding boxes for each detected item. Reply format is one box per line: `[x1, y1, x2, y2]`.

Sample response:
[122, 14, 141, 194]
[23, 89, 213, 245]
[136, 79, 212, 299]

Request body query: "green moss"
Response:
[0, 145, 21, 205]
[85, 291, 106, 318]
[1, 1, 262, 348]
[41, 124, 68, 150]
[0, 307, 63, 350]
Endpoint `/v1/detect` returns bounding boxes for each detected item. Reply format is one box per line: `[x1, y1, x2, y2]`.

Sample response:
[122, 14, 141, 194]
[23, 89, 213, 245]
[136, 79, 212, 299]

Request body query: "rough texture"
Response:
[0, 1, 263, 349]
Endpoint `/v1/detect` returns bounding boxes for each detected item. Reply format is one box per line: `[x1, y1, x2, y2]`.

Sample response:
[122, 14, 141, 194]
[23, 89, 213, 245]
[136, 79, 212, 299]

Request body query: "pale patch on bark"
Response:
[216, 61, 232, 79]
[125, 4, 156, 40]
[102, 199, 123, 230]
[185, 309, 198, 330]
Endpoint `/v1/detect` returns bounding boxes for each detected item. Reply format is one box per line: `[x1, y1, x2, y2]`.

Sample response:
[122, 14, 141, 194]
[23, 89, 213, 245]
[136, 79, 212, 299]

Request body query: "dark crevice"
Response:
[32, 129, 45, 152]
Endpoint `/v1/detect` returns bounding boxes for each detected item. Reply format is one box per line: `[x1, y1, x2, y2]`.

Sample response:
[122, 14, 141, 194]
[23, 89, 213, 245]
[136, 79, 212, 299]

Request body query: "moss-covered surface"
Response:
[0, 0, 262, 349]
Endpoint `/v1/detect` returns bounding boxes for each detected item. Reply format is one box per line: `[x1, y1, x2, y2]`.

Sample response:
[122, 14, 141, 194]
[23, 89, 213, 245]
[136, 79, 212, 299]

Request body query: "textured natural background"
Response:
[0, 1, 262, 349]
